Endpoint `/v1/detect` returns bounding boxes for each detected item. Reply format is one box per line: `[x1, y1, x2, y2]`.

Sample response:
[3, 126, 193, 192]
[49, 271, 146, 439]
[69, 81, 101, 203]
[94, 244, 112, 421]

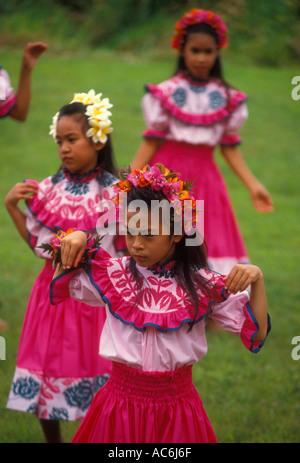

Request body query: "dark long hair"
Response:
[55, 101, 118, 177]
[126, 185, 214, 331]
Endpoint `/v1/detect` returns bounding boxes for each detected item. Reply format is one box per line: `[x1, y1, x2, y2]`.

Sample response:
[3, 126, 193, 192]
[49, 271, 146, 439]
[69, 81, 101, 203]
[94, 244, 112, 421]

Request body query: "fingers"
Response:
[60, 232, 87, 269]
[224, 265, 260, 294]
[6, 182, 38, 207]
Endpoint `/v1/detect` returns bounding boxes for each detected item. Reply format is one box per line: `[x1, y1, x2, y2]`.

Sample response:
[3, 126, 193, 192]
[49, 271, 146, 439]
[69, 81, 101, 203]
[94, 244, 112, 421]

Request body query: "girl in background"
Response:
[0, 42, 48, 332]
[5, 90, 120, 442]
[0, 42, 48, 121]
[131, 8, 273, 276]
[50, 163, 270, 443]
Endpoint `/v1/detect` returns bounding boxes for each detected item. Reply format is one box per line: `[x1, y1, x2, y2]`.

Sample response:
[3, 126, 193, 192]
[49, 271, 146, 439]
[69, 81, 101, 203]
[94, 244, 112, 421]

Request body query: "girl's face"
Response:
[125, 210, 183, 267]
[181, 32, 218, 80]
[56, 115, 102, 174]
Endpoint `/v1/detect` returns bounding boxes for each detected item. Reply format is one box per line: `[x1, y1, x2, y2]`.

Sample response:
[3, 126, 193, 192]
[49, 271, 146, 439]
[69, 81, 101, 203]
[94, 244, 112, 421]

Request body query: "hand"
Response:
[223, 264, 263, 294]
[22, 42, 48, 70]
[250, 183, 274, 213]
[60, 231, 87, 269]
[5, 181, 38, 209]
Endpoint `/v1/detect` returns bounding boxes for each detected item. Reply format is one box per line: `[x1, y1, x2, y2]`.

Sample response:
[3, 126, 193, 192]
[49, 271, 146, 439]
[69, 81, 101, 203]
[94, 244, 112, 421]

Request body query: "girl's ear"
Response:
[172, 233, 184, 244]
[95, 141, 105, 151]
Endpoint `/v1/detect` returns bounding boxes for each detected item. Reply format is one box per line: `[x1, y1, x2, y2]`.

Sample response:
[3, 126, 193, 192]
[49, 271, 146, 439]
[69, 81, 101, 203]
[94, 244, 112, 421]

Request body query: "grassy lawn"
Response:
[0, 47, 299, 443]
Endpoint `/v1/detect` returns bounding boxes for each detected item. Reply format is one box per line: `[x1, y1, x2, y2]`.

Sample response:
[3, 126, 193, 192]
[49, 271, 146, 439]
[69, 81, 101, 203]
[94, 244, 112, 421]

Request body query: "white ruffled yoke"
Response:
[50, 249, 271, 372]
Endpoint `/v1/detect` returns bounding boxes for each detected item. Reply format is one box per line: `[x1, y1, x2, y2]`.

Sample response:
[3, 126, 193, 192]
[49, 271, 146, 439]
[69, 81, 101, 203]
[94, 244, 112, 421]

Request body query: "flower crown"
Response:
[171, 8, 228, 51]
[113, 164, 194, 202]
[49, 89, 113, 144]
[112, 164, 199, 229]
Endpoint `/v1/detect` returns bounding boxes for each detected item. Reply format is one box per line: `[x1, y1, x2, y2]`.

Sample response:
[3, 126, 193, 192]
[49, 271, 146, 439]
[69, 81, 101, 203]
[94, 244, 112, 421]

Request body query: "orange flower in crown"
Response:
[112, 164, 199, 227]
[171, 8, 228, 51]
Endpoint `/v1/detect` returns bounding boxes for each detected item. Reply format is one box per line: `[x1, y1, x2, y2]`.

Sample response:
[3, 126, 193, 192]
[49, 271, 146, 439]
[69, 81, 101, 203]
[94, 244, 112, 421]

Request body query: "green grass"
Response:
[0, 47, 299, 443]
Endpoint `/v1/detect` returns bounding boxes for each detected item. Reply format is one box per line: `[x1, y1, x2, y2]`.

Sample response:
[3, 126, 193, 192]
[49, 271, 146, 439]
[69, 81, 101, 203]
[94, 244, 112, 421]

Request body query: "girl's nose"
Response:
[61, 141, 70, 153]
[132, 235, 144, 250]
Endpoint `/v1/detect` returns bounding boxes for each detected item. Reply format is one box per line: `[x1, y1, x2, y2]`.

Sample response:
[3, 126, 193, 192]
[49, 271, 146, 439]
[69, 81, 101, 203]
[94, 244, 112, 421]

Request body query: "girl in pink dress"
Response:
[131, 9, 273, 275]
[50, 164, 271, 443]
[5, 90, 122, 443]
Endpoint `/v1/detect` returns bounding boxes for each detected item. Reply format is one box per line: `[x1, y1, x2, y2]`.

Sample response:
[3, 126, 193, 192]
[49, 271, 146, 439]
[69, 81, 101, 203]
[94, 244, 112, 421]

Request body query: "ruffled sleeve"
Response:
[50, 247, 112, 307]
[24, 178, 56, 257]
[0, 68, 16, 118]
[141, 91, 170, 140]
[219, 90, 248, 146]
[208, 273, 271, 353]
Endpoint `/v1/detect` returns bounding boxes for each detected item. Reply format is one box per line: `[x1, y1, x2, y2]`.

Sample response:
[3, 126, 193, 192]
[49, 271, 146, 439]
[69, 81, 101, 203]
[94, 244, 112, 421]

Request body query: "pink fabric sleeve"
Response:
[141, 93, 169, 139]
[0, 69, 16, 118]
[209, 274, 271, 353]
[220, 101, 248, 146]
[50, 248, 112, 306]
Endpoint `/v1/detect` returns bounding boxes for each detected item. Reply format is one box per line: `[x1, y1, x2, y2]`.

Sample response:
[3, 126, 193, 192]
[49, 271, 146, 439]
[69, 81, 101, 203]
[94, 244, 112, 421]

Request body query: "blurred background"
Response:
[0, 0, 299, 443]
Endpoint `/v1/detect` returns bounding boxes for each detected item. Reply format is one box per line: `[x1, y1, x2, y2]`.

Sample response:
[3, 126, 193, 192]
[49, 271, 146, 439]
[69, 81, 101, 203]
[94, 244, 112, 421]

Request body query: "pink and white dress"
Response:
[142, 72, 249, 274]
[50, 249, 271, 443]
[6, 166, 122, 421]
[0, 67, 16, 118]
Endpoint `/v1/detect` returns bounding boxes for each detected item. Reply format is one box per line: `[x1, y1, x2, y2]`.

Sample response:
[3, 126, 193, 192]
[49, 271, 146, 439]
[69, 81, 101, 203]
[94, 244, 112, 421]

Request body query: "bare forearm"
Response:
[9, 62, 31, 121]
[5, 204, 28, 242]
[221, 145, 260, 192]
[131, 138, 163, 170]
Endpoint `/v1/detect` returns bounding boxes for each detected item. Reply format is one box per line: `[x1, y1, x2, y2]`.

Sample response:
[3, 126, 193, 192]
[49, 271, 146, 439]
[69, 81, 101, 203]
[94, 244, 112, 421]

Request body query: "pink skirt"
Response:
[72, 362, 217, 443]
[7, 259, 112, 420]
[151, 141, 249, 274]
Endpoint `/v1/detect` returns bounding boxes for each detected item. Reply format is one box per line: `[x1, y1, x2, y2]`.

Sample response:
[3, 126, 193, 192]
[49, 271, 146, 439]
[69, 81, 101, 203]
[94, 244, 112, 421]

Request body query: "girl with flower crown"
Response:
[5, 90, 123, 443]
[131, 8, 273, 276]
[49, 163, 270, 443]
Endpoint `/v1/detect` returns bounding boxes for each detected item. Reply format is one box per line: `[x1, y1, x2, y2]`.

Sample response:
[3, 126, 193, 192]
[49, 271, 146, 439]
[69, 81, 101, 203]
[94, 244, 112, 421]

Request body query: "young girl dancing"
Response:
[131, 8, 273, 275]
[5, 89, 121, 443]
[50, 163, 271, 443]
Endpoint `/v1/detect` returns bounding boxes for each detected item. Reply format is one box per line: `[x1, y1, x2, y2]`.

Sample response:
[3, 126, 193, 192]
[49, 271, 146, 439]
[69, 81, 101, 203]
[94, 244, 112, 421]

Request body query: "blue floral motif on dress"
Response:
[172, 87, 187, 108]
[49, 407, 69, 420]
[51, 172, 64, 185]
[27, 403, 38, 413]
[189, 84, 206, 94]
[12, 376, 40, 400]
[98, 170, 116, 188]
[65, 181, 89, 196]
[208, 90, 225, 109]
[93, 374, 109, 392]
[63, 379, 94, 411]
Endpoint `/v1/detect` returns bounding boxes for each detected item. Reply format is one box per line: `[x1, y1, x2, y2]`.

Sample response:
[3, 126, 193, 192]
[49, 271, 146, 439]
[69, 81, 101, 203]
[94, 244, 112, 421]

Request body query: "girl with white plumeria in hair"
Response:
[5, 90, 122, 443]
[131, 8, 273, 276]
[49, 163, 271, 443]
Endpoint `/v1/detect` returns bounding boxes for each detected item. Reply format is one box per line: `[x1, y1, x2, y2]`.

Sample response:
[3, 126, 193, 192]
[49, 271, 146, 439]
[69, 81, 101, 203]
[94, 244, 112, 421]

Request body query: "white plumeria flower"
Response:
[71, 89, 103, 106]
[49, 112, 59, 139]
[50, 90, 113, 144]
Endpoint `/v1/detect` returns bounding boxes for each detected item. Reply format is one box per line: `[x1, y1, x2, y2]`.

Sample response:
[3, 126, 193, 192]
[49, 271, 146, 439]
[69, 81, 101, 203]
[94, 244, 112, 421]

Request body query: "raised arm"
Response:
[223, 264, 268, 342]
[5, 181, 39, 242]
[9, 42, 48, 121]
[220, 145, 274, 213]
